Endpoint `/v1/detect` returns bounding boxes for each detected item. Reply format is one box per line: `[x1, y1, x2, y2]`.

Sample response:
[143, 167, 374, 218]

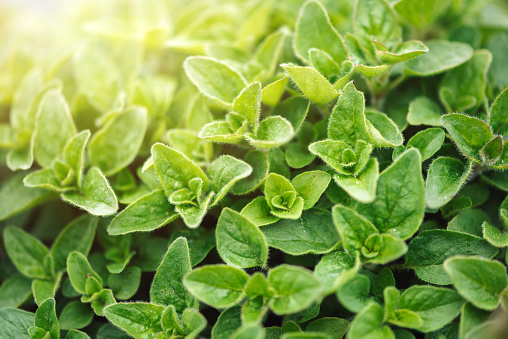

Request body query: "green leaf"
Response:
[175, 193, 213, 228]
[183, 265, 249, 309]
[483, 220, 508, 247]
[59, 301, 94, 330]
[151, 143, 208, 197]
[268, 265, 322, 315]
[3, 226, 50, 280]
[51, 215, 97, 271]
[282, 333, 331, 339]
[66, 329, 90, 339]
[309, 49, 342, 80]
[67, 251, 102, 295]
[0, 274, 32, 308]
[425, 157, 473, 209]
[198, 120, 245, 144]
[32, 276, 61, 307]
[0, 173, 54, 221]
[184, 56, 247, 104]
[314, 251, 360, 293]
[439, 50, 491, 112]
[309, 139, 372, 176]
[108, 189, 178, 235]
[216, 208, 268, 268]
[88, 107, 148, 176]
[264, 173, 295, 207]
[336, 274, 373, 313]
[281, 64, 338, 105]
[481, 135, 503, 165]
[231, 323, 265, 339]
[63, 130, 90, 188]
[356, 148, 425, 239]
[364, 234, 407, 264]
[207, 155, 252, 205]
[233, 82, 261, 128]
[241, 196, 280, 226]
[406, 97, 442, 126]
[33, 90, 77, 168]
[365, 111, 403, 147]
[346, 303, 394, 339]
[161, 305, 184, 336]
[376, 40, 428, 64]
[7, 146, 35, 172]
[328, 82, 370, 146]
[245, 116, 294, 149]
[459, 302, 490, 339]
[262, 209, 341, 255]
[62, 167, 118, 216]
[490, 87, 508, 136]
[231, 150, 269, 195]
[107, 266, 142, 300]
[0, 308, 35, 338]
[332, 204, 377, 253]
[306, 318, 349, 338]
[211, 307, 242, 339]
[441, 113, 493, 162]
[334, 158, 379, 203]
[294, 0, 348, 64]
[355, 0, 401, 52]
[103, 302, 165, 339]
[448, 209, 491, 237]
[23, 168, 73, 192]
[292, 171, 331, 209]
[34, 298, 59, 339]
[354, 64, 391, 78]
[406, 128, 445, 161]
[151, 237, 197, 312]
[399, 285, 465, 333]
[88, 289, 116, 316]
[394, 0, 452, 28]
[182, 308, 207, 339]
[444, 256, 508, 310]
[405, 230, 498, 285]
[404, 40, 474, 76]
[261, 76, 289, 106]
[273, 97, 310, 135]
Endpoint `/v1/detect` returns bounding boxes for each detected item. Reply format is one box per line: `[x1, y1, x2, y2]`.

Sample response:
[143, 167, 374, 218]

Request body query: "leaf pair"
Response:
[241, 171, 330, 226]
[184, 264, 323, 316]
[103, 238, 206, 339]
[441, 92, 508, 167]
[310, 82, 404, 203]
[2, 216, 97, 307]
[104, 303, 206, 339]
[197, 78, 302, 150]
[332, 205, 407, 264]
[22, 91, 121, 216]
[108, 144, 252, 233]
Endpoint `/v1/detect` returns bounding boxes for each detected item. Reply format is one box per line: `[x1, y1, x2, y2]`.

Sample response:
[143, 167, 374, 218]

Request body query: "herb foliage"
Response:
[1, 0, 508, 338]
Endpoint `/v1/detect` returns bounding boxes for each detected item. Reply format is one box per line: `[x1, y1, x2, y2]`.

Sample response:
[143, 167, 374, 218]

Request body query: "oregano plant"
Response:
[1, 0, 508, 338]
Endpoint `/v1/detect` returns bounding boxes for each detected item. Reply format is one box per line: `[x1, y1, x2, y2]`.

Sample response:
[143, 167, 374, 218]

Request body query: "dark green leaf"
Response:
[108, 189, 178, 235]
[150, 237, 196, 312]
[262, 209, 341, 255]
[356, 149, 425, 239]
[405, 230, 498, 285]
